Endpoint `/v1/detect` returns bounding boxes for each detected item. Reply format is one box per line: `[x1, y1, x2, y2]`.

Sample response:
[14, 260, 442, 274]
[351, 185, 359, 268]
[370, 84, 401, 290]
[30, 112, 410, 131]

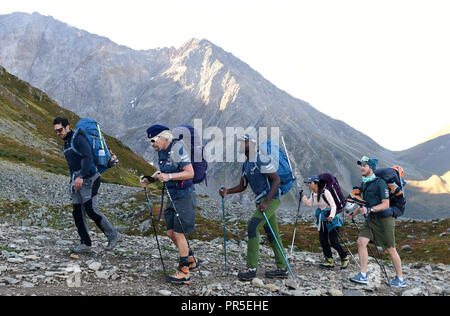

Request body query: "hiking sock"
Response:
[180, 256, 189, 268]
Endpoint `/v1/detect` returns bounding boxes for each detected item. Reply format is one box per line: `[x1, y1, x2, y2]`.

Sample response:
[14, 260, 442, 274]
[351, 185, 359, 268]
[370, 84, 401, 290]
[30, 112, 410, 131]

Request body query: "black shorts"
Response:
[164, 191, 197, 234]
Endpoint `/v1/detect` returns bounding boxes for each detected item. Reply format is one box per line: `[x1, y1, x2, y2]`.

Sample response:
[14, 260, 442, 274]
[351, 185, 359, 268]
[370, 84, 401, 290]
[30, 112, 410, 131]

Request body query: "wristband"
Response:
[169, 173, 173, 180]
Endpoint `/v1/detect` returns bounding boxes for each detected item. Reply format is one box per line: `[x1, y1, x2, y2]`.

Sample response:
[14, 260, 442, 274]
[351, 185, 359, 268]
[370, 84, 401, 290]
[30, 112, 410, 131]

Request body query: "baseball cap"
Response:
[304, 175, 320, 183]
[357, 156, 378, 171]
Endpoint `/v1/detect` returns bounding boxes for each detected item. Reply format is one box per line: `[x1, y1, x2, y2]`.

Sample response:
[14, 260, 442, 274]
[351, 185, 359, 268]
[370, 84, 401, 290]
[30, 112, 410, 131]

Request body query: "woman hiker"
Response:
[302, 176, 349, 269]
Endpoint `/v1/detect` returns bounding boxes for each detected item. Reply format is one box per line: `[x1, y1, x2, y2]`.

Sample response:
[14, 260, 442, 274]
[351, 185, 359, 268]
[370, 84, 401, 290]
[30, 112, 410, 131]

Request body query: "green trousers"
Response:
[246, 198, 287, 269]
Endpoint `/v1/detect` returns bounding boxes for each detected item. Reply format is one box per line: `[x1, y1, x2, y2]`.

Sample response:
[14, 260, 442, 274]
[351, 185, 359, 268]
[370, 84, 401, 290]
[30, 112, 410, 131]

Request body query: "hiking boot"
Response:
[178, 256, 200, 272]
[389, 276, 406, 288]
[319, 258, 334, 269]
[340, 256, 350, 270]
[166, 267, 190, 285]
[188, 256, 200, 272]
[238, 268, 257, 281]
[350, 272, 369, 285]
[105, 233, 121, 251]
[69, 244, 93, 254]
[265, 268, 288, 279]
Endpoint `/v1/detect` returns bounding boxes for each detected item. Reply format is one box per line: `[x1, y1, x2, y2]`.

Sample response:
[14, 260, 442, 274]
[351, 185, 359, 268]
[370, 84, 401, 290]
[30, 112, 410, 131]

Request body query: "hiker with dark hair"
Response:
[302, 176, 349, 269]
[140, 124, 198, 285]
[348, 156, 406, 288]
[53, 117, 120, 253]
[219, 134, 288, 281]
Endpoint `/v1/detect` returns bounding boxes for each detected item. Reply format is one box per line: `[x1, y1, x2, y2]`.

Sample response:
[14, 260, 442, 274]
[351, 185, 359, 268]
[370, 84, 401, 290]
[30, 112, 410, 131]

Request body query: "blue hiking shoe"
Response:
[389, 276, 406, 288]
[350, 272, 369, 285]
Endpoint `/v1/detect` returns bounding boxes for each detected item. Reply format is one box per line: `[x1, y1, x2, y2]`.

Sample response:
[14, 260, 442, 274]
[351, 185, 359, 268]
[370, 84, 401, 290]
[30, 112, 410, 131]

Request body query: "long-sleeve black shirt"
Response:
[63, 130, 96, 179]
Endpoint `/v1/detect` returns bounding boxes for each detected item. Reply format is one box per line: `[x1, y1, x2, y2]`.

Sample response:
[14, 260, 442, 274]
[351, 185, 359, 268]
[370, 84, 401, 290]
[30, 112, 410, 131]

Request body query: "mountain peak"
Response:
[181, 38, 215, 48]
[421, 125, 450, 144]
[408, 174, 450, 194]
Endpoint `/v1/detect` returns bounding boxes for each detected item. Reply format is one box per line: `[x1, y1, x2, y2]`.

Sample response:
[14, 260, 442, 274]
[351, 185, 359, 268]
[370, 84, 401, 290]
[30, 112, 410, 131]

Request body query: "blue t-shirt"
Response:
[242, 152, 280, 201]
[158, 140, 194, 200]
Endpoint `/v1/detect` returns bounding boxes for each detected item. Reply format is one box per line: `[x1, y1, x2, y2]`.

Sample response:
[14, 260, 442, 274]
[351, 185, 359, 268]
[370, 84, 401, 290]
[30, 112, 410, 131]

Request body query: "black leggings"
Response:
[319, 223, 347, 260]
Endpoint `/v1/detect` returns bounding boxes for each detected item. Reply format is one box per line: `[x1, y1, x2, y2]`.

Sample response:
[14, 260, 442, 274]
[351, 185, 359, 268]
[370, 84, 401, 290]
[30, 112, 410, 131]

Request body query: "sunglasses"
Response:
[360, 156, 370, 163]
[149, 136, 160, 144]
[55, 127, 64, 134]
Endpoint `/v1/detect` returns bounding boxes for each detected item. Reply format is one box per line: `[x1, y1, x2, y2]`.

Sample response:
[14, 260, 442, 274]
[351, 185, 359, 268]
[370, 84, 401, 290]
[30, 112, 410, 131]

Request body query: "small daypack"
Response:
[70, 118, 114, 174]
[373, 166, 407, 218]
[172, 124, 208, 185]
[258, 140, 295, 195]
[318, 173, 346, 214]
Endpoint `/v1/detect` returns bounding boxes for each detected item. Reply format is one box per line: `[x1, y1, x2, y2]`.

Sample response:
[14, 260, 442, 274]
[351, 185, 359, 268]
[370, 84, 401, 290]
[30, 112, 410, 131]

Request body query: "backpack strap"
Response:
[66, 128, 88, 157]
[321, 193, 330, 207]
[361, 177, 381, 201]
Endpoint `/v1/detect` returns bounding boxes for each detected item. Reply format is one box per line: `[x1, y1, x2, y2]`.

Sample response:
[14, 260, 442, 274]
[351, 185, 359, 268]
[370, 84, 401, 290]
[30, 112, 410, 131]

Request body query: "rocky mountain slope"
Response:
[0, 65, 156, 186]
[0, 160, 448, 296]
[0, 12, 448, 218]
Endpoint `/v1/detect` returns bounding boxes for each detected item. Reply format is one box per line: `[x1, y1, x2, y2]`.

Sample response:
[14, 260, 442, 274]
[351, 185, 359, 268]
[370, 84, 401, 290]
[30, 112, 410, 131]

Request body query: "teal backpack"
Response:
[70, 118, 115, 174]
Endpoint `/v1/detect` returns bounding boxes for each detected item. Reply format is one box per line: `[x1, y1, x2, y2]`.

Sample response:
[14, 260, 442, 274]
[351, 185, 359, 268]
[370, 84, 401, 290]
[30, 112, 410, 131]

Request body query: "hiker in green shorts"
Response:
[219, 134, 288, 281]
[348, 156, 406, 287]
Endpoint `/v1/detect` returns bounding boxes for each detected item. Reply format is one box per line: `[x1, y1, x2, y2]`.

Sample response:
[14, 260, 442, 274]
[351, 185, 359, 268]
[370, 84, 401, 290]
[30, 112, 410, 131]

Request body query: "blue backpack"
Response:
[172, 124, 208, 184]
[258, 140, 294, 195]
[70, 118, 113, 174]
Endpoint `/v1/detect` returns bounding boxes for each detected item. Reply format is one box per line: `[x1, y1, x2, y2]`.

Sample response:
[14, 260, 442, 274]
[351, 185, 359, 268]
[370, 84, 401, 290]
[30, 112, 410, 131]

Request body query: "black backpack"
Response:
[363, 167, 406, 218]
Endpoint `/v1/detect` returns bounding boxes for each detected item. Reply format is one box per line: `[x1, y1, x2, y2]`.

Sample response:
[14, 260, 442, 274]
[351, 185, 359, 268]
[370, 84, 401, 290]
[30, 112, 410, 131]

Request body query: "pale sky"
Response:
[1, 0, 449, 151]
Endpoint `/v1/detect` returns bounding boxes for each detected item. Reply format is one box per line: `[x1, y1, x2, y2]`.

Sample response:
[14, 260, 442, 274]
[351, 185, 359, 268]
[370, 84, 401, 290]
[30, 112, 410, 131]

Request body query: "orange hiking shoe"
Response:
[188, 256, 200, 272]
[166, 266, 190, 285]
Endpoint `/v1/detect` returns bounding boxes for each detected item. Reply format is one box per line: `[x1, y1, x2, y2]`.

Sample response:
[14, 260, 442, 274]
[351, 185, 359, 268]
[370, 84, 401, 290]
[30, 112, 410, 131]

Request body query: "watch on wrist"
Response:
[169, 173, 172, 180]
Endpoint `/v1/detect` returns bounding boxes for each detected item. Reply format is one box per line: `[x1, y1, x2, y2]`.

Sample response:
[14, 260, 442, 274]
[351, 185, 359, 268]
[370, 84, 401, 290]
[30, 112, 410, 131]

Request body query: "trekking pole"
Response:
[220, 186, 228, 272]
[158, 184, 165, 222]
[329, 220, 360, 269]
[289, 190, 303, 257]
[260, 210, 295, 280]
[281, 136, 304, 258]
[141, 184, 167, 278]
[165, 184, 202, 276]
[362, 214, 390, 283]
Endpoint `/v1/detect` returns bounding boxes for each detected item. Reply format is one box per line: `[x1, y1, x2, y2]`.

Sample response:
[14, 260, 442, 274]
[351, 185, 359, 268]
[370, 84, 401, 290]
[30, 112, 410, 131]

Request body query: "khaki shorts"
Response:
[359, 215, 396, 249]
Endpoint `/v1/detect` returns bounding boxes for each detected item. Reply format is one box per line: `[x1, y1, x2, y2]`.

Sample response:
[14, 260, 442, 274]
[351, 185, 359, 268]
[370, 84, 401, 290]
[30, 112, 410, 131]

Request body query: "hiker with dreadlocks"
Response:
[53, 117, 121, 253]
[219, 134, 288, 281]
[302, 176, 349, 269]
[348, 156, 406, 288]
[140, 125, 198, 285]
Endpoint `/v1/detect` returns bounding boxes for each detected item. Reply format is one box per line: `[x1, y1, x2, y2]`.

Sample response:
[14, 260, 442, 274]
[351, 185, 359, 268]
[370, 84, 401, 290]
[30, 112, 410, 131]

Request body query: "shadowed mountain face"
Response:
[398, 134, 450, 177]
[0, 12, 447, 217]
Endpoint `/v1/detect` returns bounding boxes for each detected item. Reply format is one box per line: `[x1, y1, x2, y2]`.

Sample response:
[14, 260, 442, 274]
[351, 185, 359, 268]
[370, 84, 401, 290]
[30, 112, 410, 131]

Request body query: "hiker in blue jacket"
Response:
[219, 134, 288, 281]
[53, 117, 120, 253]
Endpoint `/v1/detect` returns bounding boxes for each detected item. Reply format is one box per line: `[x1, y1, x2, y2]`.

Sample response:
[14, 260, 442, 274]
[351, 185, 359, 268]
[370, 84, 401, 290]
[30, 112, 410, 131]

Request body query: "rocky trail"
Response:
[0, 160, 448, 296]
